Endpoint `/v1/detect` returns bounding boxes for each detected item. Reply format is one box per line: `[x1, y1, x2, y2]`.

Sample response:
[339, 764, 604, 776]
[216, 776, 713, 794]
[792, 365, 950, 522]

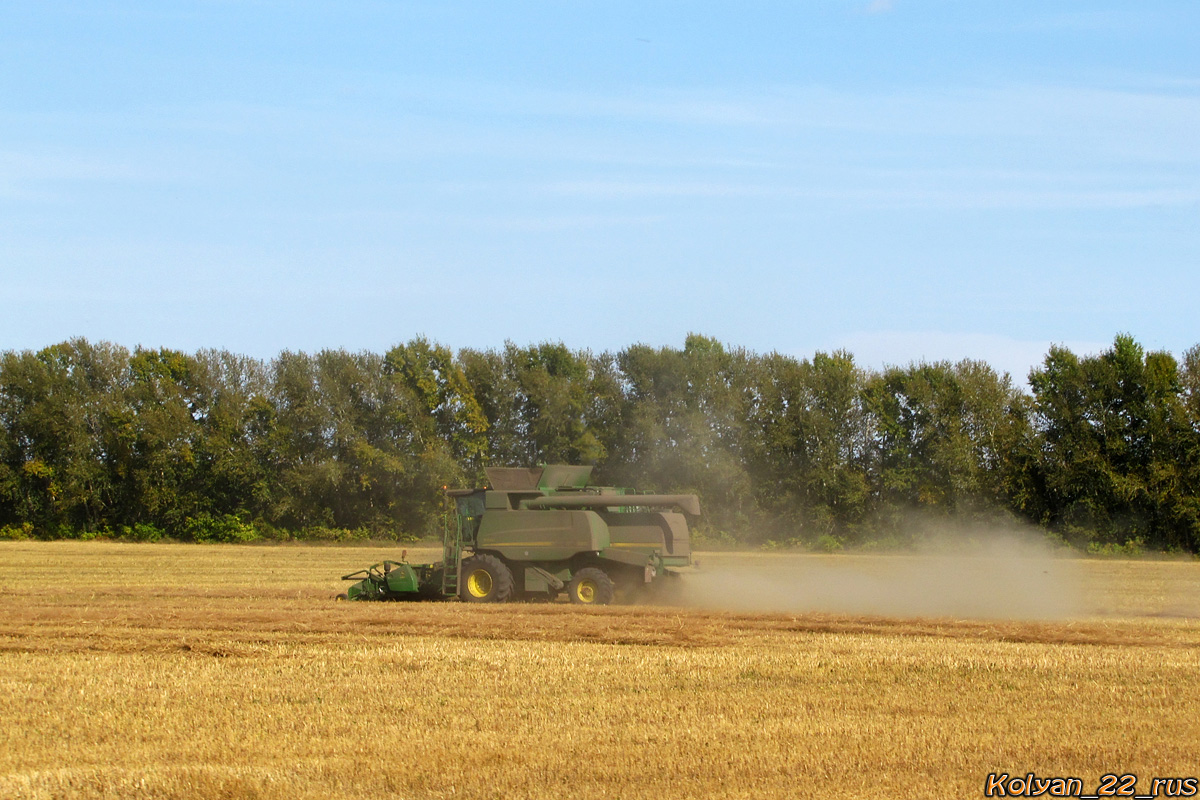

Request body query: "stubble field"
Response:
[1, 542, 1199, 800]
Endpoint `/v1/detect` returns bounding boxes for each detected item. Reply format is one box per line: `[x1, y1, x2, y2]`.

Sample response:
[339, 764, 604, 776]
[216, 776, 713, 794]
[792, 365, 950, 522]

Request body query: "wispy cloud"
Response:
[4, 77, 1197, 218]
[0, 149, 188, 201]
[865, 0, 894, 14]
[365, 79, 1200, 165]
[537, 175, 1198, 211]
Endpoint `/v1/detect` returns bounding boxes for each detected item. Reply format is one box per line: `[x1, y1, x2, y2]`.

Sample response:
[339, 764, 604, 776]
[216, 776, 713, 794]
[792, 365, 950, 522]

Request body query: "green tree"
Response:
[459, 347, 524, 468]
[187, 349, 273, 522]
[864, 359, 1029, 540]
[610, 335, 755, 539]
[262, 349, 343, 530]
[385, 338, 488, 476]
[1180, 344, 1200, 427]
[462, 342, 619, 469]
[263, 345, 471, 538]
[1029, 335, 1197, 549]
[743, 350, 872, 543]
[109, 347, 212, 533]
[0, 339, 129, 535]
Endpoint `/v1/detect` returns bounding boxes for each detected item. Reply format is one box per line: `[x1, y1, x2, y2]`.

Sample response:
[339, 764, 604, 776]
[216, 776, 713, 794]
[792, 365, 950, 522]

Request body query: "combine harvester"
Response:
[339, 465, 699, 605]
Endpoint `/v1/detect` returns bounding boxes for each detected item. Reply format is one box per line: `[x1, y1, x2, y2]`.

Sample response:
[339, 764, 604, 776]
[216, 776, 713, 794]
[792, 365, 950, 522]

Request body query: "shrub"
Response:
[0, 522, 33, 541]
[814, 533, 844, 553]
[123, 523, 165, 542]
[183, 513, 260, 544]
[1087, 537, 1146, 558]
[301, 526, 371, 542]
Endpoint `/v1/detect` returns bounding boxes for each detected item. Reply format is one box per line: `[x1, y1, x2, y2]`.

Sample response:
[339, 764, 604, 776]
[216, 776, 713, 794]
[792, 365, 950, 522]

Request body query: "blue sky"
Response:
[2, 1, 1197, 381]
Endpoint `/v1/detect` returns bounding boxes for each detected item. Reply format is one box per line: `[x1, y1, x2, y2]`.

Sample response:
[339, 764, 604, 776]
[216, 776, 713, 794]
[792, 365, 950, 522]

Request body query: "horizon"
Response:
[7, 328, 1187, 390]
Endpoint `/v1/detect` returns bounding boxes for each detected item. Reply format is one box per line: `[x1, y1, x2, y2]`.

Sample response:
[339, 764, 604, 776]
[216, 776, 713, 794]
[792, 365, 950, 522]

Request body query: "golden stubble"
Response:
[1, 542, 1198, 800]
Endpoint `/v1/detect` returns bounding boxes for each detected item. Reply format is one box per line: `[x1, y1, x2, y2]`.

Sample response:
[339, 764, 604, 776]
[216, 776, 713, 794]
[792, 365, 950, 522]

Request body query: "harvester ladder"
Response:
[441, 507, 462, 597]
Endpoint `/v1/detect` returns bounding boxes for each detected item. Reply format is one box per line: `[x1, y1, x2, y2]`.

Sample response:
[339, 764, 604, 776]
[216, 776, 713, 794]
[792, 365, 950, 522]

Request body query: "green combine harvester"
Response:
[339, 465, 699, 605]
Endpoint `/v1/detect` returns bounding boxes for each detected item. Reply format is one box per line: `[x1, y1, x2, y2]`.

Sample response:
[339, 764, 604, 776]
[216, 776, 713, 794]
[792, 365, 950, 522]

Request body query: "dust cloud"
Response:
[677, 532, 1083, 621]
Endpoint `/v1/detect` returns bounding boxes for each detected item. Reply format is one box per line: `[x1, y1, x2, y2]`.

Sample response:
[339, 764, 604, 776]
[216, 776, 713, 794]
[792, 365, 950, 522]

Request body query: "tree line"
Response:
[1, 334, 1198, 552]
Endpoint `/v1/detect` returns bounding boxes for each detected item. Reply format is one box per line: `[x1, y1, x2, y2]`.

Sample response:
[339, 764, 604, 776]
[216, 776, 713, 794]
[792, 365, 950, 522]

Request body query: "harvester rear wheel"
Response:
[568, 567, 614, 605]
[460, 554, 514, 603]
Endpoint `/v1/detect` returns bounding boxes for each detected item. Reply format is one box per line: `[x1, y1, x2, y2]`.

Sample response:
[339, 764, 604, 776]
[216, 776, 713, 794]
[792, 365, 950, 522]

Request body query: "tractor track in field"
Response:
[2, 586, 1198, 655]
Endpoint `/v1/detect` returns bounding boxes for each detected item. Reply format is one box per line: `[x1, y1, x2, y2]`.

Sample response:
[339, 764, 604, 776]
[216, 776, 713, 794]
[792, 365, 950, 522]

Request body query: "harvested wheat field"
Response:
[2, 542, 1199, 800]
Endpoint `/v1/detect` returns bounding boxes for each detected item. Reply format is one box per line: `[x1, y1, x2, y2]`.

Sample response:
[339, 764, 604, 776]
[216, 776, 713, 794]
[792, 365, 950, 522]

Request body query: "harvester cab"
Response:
[339, 465, 700, 605]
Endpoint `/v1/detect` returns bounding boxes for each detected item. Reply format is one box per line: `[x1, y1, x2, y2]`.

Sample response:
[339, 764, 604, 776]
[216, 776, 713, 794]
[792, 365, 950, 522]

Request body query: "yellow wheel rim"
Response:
[576, 580, 596, 603]
[467, 569, 492, 598]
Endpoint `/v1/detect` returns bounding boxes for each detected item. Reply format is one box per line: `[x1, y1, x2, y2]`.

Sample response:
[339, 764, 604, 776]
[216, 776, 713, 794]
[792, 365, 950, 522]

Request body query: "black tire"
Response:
[334, 592, 349, 602]
[568, 567, 615, 606]
[459, 554, 514, 603]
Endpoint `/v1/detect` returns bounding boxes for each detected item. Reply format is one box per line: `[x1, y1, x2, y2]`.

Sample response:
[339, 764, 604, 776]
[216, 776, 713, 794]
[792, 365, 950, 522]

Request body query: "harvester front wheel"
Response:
[568, 567, 614, 606]
[460, 555, 514, 603]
